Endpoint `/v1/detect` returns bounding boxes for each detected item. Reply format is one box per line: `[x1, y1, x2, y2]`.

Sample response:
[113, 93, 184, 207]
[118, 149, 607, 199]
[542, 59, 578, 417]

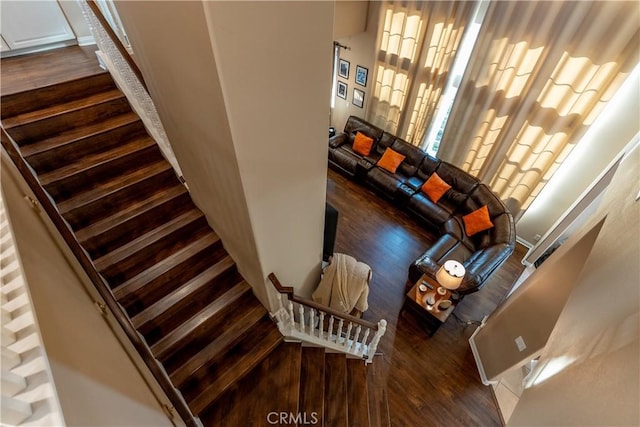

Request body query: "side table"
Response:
[402, 274, 458, 335]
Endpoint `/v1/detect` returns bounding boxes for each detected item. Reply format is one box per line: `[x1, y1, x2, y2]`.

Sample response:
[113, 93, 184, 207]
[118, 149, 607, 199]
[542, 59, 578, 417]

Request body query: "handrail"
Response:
[268, 272, 386, 363]
[1, 128, 196, 426]
[268, 273, 378, 331]
[85, 0, 148, 92]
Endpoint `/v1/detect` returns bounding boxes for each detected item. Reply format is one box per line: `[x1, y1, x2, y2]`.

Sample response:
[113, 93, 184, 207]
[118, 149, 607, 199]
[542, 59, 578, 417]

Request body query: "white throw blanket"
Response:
[312, 253, 371, 314]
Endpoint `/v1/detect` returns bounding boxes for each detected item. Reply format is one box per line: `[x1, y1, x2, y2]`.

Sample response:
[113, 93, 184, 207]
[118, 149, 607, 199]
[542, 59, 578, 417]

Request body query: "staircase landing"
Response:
[1, 45, 104, 96]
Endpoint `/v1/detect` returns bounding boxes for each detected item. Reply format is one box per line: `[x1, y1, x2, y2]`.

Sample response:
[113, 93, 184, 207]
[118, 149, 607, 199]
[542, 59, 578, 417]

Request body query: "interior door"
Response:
[1, 0, 75, 50]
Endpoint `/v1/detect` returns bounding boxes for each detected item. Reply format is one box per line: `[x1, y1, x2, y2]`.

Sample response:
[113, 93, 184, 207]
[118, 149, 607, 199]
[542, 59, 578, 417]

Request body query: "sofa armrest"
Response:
[459, 243, 514, 294]
[329, 133, 348, 149]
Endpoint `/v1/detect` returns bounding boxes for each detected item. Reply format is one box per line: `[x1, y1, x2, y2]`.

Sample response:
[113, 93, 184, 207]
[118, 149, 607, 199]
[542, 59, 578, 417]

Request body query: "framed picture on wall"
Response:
[355, 65, 368, 87]
[337, 81, 347, 99]
[353, 88, 365, 108]
[338, 59, 350, 79]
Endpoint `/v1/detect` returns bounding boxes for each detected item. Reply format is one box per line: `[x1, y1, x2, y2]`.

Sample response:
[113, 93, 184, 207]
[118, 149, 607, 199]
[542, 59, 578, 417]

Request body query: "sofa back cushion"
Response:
[464, 184, 514, 249]
[390, 138, 425, 177]
[416, 154, 441, 181]
[373, 132, 396, 158]
[344, 116, 384, 147]
[435, 162, 480, 194]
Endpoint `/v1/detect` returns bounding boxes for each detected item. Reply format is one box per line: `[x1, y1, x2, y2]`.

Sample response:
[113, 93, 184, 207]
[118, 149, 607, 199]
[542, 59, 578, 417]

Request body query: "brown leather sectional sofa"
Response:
[328, 116, 516, 296]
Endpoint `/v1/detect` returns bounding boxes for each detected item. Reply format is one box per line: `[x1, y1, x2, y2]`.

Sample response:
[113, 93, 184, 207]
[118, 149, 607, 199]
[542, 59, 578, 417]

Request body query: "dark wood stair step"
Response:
[39, 136, 163, 202]
[112, 232, 224, 312]
[186, 317, 283, 415]
[0, 72, 115, 118]
[2, 88, 124, 129]
[21, 112, 145, 172]
[347, 358, 371, 427]
[76, 185, 192, 258]
[131, 255, 236, 334]
[169, 300, 268, 387]
[367, 354, 390, 427]
[5, 93, 132, 144]
[300, 346, 326, 426]
[57, 160, 177, 230]
[95, 208, 209, 285]
[325, 353, 349, 427]
[150, 280, 253, 362]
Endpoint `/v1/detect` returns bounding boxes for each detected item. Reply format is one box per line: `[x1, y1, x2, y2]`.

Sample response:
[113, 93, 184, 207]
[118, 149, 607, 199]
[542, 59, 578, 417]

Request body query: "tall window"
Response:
[438, 1, 639, 214]
[367, 1, 475, 145]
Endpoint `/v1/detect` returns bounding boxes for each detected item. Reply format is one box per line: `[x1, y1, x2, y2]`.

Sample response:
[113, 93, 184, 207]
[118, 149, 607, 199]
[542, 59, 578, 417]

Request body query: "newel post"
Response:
[366, 319, 387, 361]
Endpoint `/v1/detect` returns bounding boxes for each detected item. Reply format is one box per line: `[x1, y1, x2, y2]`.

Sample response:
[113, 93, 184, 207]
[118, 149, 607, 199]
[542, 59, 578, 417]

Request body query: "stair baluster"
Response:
[309, 309, 315, 336]
[299, 305, 305, 333]
[318, 311, 325, 339]
[343, 322, 353, 348]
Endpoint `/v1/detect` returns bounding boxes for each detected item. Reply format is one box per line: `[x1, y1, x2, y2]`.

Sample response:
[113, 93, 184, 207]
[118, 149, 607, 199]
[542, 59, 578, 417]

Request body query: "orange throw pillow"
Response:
[421, 172, 451, 203]
[377, 148, 406, 173]
[462, 205, 494, 236]
[352, 132, 374, 156]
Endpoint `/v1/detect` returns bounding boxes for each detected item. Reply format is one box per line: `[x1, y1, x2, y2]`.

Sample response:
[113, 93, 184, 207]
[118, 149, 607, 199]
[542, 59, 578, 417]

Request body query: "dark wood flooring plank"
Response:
[347, 358, 370, 427]
[324, 353, 348, 427]
[299, 346, 325, 426]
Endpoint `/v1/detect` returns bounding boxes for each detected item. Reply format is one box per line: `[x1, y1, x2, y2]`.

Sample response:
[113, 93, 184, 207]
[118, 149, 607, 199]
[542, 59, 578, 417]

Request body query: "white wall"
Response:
[507, 142, 640, 426]
[115, 1, 333, 306]
[331, 1, 379, 132]
[1, 157, 173, 427]
[57, 0, 93, 44]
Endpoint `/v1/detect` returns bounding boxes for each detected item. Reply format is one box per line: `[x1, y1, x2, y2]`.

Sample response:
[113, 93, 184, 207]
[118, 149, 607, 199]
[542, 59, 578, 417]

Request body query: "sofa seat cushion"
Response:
[367, 167, 403, 198]
[407, 192, 452, 228]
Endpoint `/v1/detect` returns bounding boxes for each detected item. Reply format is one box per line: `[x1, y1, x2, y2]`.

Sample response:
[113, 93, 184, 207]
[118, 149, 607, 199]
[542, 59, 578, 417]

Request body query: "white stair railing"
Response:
[269, 273, 387, 364]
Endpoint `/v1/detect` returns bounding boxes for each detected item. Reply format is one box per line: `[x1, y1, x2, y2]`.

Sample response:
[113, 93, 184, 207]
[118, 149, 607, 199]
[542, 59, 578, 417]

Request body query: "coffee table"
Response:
[402, 274, 458, 335]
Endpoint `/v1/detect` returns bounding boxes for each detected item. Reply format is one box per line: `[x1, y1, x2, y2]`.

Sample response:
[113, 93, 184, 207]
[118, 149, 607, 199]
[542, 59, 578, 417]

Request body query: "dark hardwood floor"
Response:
[326, 167, 528, 427]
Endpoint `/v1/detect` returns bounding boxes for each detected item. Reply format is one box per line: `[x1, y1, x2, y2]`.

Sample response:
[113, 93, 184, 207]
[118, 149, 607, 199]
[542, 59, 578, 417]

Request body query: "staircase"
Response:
[1, 65, 389, 426]
[203, 343, 390, 427]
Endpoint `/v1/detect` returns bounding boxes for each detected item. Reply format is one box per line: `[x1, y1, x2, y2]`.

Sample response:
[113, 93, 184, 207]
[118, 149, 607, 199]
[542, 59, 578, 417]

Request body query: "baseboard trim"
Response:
[77, 36, 96, 46]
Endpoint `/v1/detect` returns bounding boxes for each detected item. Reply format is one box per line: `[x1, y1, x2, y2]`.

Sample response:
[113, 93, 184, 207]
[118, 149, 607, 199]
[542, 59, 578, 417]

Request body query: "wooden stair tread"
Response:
[75, 184, 188, 245]
[2, 89, 125, 129]
[187, 320, 283, 415]
[38, 136, 158, 187]
[131, 255, 235, 329]
[150, 280, 252, 360]
[112, 232, 221, 302]
[367, 354, 390, 427]
[94, 209, 205, 272]
[170, 300, 268, 387]
[347, 358, 371, 427]
[325, 353, 349, 427]
[56, 160, 174, 217]
[300, 346, 326, 425]
[20, 112, 141, 158]
[0, 72, 114, 116]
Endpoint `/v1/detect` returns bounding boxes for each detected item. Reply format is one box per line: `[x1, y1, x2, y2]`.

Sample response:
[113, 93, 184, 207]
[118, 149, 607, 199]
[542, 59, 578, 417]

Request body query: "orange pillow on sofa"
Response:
[352, 132, 374, 156]
[377, 148, 405, 173]
[421, 172, 451, 203]
[462, 205, 494, 236]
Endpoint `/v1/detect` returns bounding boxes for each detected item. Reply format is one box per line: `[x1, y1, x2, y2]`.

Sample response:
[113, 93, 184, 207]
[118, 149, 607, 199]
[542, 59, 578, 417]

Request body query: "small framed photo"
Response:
[337, 81, 347, 99]
[355, 65, 368, 87]
[353, 88, 365, 108]
[338, 59, 350, 79]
